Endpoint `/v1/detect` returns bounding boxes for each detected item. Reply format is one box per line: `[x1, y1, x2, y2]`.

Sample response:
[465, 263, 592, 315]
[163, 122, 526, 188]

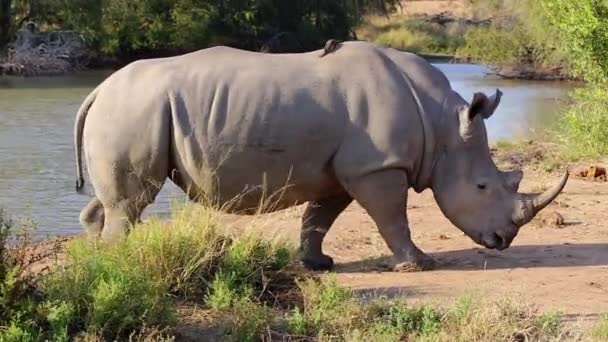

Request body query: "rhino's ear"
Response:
[468, 89, 503, 120]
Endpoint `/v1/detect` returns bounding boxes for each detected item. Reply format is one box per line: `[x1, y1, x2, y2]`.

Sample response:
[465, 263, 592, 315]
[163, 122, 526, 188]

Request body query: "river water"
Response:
[0, 63, 575, 236]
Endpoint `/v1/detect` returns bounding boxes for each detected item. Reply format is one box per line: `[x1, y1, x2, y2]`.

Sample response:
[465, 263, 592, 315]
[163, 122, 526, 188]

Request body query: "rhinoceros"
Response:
[74, 40, 568, 272]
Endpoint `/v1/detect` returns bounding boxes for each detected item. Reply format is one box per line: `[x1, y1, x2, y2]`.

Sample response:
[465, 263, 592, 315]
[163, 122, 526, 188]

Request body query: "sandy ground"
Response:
[223, 160, 608, 320]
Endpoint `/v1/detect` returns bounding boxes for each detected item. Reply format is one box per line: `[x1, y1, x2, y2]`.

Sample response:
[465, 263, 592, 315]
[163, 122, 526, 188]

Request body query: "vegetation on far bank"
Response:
[357, 1, 573, 79]
[0, 0, 400, 73]
[539, 0, 608, 160]
[1, 206, 607, 341]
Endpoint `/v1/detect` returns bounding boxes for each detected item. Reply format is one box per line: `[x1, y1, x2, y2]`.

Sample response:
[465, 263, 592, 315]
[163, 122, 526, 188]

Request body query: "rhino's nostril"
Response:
[493, 233, 506, 249]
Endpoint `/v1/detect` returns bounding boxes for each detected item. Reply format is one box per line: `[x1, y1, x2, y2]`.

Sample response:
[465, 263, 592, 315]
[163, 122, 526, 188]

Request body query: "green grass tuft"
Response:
[44, 238, 177, 340]
[593, 315, 608, 341]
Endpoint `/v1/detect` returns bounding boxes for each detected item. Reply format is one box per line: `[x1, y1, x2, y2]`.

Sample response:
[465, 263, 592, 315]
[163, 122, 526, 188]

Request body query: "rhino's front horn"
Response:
[513, 170, 569, 226]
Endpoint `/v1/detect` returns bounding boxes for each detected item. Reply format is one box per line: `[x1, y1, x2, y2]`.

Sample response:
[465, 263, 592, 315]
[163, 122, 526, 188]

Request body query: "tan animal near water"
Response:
[73, 41, 569, 272]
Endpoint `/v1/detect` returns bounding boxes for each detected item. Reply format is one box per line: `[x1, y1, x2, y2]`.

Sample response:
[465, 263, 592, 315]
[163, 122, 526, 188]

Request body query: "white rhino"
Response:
[74, 41, 568, 271]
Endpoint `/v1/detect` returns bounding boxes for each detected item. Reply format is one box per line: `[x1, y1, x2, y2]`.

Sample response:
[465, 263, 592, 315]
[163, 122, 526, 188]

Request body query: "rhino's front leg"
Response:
[300, 193, 353, 271]
[343, 169, 436, 272]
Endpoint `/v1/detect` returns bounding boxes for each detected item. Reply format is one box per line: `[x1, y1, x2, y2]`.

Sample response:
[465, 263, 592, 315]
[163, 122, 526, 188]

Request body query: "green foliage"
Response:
[539, 0, 608, 82]
[293, 276, 365, 337]
[223, 298, 273, 342]
[44, 239, 176, 340]
[369, 301, 443, 338]
[457, 25, 527, 65]
[207, 234, 293, 309]
[373, 18, 465, 54]
[2, 0, 400, 58]
[535, 310, 562, 338]
[533, 0, 608, 158]
[593, 315, 608, 341]
[559, 85, 608, 159]
[456, 1, 570, 70]
[0, 212, 44, 342]
[110, 206, 229, 298]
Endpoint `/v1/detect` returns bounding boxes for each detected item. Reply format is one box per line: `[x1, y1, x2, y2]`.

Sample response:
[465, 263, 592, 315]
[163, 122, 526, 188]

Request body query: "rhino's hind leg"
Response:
[341, 170, 436, 272]
[100, 179, 166, 241]
[79, 197, 104, 239]
[300, 193, 353, 271]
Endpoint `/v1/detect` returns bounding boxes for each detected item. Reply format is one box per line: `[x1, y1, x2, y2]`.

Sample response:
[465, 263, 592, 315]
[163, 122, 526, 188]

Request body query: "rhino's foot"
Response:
[392, 253, 437, 272]
[301, 254, 334, 271]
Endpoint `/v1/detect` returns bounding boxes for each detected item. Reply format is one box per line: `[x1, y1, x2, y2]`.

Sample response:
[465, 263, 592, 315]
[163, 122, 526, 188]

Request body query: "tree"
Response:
[0, 0, 11, 47]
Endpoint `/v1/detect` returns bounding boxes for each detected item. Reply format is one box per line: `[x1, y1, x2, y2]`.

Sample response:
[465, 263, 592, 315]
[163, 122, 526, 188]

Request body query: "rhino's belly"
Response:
[183, 147, 344, 214]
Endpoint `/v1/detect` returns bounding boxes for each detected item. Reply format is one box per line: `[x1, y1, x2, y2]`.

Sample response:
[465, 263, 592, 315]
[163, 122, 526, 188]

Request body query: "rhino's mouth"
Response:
[479, 228, 516, 251]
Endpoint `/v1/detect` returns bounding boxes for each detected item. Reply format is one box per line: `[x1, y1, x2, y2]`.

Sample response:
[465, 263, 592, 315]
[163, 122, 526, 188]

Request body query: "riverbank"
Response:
[3, 142, 607, 340]
[356, 0, 575, 81]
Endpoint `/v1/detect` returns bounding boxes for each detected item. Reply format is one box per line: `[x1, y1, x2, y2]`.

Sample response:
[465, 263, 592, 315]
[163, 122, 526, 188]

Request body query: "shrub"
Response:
[0, 211, 54, 341]
[540, 0, 608, 82]
[558, 85, 608, 159]
[206, 233, 292, 309]
[360, 16, 466, 54]
[44, 239, 176, 340]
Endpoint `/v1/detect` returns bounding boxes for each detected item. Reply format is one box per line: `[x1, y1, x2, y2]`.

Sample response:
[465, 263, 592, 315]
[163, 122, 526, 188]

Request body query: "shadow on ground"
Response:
[334, 243, 608, 273]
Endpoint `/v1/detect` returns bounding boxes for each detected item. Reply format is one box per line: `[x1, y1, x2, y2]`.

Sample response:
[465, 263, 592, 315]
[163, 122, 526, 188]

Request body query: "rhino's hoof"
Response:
[301, 254, 334, 271]
[392, 255, 437, 272]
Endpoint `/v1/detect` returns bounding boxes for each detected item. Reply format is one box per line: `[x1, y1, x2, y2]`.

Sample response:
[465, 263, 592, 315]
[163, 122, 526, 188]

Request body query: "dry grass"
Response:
[357, 14, 466, 55]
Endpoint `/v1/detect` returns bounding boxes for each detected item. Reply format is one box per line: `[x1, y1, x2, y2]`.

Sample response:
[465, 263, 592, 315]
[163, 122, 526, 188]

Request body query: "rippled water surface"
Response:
[0, 63, 575, 235]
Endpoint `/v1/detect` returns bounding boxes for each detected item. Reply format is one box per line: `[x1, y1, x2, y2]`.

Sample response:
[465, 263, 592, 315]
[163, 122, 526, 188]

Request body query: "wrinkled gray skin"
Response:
[74, 41, 569, 272]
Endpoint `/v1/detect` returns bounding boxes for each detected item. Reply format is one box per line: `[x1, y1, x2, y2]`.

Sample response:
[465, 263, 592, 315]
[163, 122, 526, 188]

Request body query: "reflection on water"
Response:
[0, 64, 575, 236]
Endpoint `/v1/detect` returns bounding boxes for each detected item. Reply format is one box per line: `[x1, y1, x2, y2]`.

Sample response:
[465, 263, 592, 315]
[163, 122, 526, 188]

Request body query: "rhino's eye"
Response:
[477, 184, 487, 190]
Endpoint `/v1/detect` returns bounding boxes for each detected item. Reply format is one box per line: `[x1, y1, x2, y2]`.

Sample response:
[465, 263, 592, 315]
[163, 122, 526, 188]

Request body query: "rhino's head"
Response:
[431, 89, 568, 250]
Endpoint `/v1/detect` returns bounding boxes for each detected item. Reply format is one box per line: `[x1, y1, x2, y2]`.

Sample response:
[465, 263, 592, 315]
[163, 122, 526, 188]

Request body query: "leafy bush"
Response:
[540, 0, 608, 82]
[44, 240, 176, 340]
[206, 234, 292, 309]
[0, 212, 51, 341]
[456, 0, 570, 70]
[558, 86, 608, 159]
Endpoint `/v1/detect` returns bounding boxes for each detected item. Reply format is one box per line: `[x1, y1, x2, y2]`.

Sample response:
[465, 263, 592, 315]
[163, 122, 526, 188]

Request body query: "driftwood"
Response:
[419, 11, 492, 27]
[0, 23, 90, 77]
[487, 65, 570, 81]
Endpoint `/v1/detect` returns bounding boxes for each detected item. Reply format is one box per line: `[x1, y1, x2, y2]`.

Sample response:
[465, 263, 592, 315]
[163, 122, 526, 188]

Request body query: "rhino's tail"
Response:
[74, 86, 100, 194]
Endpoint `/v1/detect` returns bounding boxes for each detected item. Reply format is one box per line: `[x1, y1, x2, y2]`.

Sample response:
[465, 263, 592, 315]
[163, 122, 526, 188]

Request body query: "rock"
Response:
[539, 211, 565, 228]
[574, 165, 607, 182]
